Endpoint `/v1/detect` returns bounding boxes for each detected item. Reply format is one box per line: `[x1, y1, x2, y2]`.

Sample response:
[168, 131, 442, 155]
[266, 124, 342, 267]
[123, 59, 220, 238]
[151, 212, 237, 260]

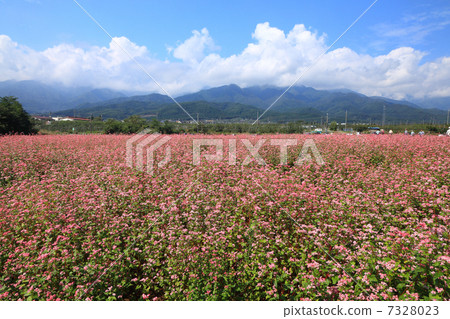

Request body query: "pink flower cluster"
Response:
[0, 134, 448, 300]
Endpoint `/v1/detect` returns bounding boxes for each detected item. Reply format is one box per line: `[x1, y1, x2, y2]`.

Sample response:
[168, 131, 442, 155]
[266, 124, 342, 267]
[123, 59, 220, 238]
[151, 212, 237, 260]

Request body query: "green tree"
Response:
[353, 124, 367, 133]
[285, 121, 304, 133]
[197, 122, 209, 134]
[149, 118, 161, 131]
[104, 119, 124, 134]
[214, 123, 225, 132]
[426, 125, 447, 134]
[122, 115, 148, 133]
[160, 121, 174, 134]
[329, 121, 338, 131]
[0, 96, 36, 135]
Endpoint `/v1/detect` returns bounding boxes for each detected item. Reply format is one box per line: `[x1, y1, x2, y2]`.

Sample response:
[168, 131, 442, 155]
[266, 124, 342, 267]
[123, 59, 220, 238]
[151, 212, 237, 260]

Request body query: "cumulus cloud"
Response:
[171, 28, 218, 64]
[1, 22, 450, 99]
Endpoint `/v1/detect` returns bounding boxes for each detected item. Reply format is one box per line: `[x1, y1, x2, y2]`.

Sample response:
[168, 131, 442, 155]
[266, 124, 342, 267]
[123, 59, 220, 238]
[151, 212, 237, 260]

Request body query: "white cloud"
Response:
[371, 9, 450, 49]
[171, 28, 218, 64]
[1, 23, 450, 100]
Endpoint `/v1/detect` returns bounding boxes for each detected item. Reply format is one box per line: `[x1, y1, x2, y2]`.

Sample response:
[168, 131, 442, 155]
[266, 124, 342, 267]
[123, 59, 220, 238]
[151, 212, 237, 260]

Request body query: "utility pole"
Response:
[326, 113, 328, 133]
[382, 105, 386, 127]
[197, 113, 199, 133]
[345, 110, 347, 131]
[256, 111, 259, 125]
[447, 109, 449, 125]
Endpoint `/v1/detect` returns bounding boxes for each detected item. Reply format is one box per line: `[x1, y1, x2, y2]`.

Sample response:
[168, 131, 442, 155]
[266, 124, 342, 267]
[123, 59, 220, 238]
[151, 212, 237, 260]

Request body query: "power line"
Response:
[252, 0, 379, 124]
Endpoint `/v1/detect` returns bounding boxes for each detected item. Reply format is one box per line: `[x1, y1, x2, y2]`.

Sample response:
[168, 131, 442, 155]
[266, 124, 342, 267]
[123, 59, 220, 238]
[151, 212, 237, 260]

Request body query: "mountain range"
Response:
[0, 80, 126, 114]
[1, 80, 448, 123]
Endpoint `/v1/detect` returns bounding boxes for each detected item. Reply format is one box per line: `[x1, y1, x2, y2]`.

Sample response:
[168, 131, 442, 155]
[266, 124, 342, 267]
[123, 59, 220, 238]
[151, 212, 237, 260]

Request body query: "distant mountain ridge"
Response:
[0, 80, 126, 113]
[411, 96, 450, 110]
[54, 84, 447, 123]
[1, 80, 448, 123]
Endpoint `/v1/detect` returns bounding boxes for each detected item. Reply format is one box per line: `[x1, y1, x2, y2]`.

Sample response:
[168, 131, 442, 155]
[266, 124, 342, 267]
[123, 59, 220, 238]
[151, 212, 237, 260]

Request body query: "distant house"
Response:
[32, 116, 52, 121]
[51, 116, 90, 122]
[65, 117, 91, 121]
[32, 116, 52, 125]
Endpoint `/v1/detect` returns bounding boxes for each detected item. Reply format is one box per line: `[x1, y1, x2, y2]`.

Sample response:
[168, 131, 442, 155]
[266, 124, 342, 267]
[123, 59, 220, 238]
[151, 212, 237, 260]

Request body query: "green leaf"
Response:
[397, 283, 406, 291]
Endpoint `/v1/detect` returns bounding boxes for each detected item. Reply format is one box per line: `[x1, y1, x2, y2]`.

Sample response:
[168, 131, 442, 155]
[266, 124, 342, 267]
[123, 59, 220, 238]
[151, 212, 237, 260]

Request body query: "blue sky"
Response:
[1, 0, 450, 99]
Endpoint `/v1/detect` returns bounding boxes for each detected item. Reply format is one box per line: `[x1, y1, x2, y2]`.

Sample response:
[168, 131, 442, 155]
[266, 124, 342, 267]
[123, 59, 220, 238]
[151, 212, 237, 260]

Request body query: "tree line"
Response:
[0, 96, 37, 135]
[2, 96, 448, 135]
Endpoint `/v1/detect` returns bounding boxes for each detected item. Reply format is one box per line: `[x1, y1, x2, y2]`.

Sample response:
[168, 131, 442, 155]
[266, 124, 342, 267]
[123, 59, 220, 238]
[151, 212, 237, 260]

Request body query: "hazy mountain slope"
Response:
[0, 80, 127, 113]
[0, 80, 68, 113]
[412, 97, 450, 111]
[2, 80, 447, 122]
[66, 88, 126, 107]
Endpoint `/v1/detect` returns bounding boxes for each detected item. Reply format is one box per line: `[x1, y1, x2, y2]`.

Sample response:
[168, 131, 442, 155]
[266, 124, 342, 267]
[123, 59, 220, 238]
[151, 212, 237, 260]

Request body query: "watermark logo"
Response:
[126, 133, 323, 173]
[126, 130, 171, 174]
[193, 138, 324, 166]
[295, 139, 325, 166]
